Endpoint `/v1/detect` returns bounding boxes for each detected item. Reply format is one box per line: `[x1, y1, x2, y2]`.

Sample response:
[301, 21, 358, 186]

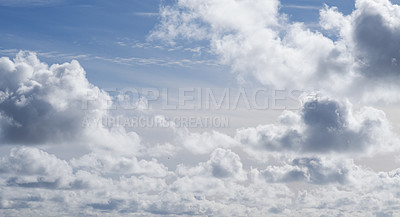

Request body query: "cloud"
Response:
[150, 0, 349, 88]
[0, 146, 399, 215]
[260, 157, 352, 184]
[0, 0, 62, 7]
[352, 0, 400, 78]
[150, 0, 400, 103]
[87, 199, 125, 211]
[0, 51, 110, 145]
[0, 147, 74, 188]
[132, 12, 159, 17]
[282, 4, 321, 10]
[176, 148, 247, 181]
[0, 52, 145, 157]
[175, 128, 237, 154]
[70, 152, 170, 178]
[320, 0, 400, 102]
[236, 94, 396, 154]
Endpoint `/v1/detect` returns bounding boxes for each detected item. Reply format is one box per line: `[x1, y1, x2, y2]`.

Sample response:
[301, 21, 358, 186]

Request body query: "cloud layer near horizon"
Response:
[0, 51, 398, 216]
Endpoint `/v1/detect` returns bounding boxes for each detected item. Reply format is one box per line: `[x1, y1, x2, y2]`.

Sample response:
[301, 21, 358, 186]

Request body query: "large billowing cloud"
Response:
[151, 0, 341, 89]
[151, 0, 400, 102]
[320, 0, 400, 102]
[321, 0, 400, 78]
[0, 51, 110, 145]
[0, 51, 144, 157]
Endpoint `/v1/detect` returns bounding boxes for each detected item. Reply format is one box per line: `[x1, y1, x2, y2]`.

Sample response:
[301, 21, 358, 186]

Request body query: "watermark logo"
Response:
[82, 115, 229, 129]
[82, 87, 305, 111]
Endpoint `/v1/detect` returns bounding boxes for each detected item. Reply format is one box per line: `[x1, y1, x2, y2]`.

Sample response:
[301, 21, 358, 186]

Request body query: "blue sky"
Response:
[0, 0, 228, 88]
[0, 0, 357, 89]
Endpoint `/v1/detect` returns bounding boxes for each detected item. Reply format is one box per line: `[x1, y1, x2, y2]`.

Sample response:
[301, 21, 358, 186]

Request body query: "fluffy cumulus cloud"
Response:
[321, 0, 400, 78]
[0, 51, 109, 144]
[320, 0, 400, 102]
[2, 0, 400, 216]
[0, 147, 74, 188]
[151, 0, 400, 102]
[0, 51, 144, 156]
[236, 94, 396, 154]
[259, 157, 352, 184]
[175, 148, 247, 181]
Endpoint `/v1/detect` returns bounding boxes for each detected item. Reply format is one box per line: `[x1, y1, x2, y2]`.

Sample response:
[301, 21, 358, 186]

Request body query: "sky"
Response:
[1, 0, 400, 216]
[0, 0, 356, 88]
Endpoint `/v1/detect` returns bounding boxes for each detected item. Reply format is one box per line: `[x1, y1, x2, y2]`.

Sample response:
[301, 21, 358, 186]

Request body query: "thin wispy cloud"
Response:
[282, 4, 321, 10]
[132, 12, 159, 17]
[0, 0, 62, 7]
[0, 48, 216, 68]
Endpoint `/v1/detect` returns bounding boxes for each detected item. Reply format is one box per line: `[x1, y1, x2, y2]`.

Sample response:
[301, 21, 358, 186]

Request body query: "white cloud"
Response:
[175, 128, 237, 154]
[0, 147, 74, 188]
[0, 0, 62, 7]
[70, 152, 170, 178]
[151, 0, 400, 103]
[0, 51, 110, 145]
[176, 148, 247, 181]
[236, 94, 397, 154]
[259, 157, 353, 184]
[282, 4, 321, 10]
[150, 0, 350, 89]
[319, 0, 400, 102]
[0, 145, 399, 215]
[132, 12, 159, 17]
